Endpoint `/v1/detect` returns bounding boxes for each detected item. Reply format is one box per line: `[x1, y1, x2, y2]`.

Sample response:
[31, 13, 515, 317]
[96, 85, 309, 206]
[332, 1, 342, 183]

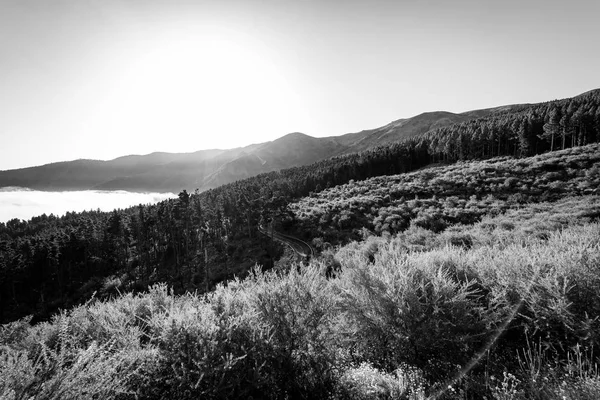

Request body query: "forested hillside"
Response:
[1, 89, 600, 325]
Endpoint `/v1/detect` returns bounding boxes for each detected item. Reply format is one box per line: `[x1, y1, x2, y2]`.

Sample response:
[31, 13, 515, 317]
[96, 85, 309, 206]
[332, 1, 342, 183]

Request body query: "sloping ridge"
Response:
[333, 111, 473, 155]
[2, 88, 596, 193]
[203, 132, 347, 189]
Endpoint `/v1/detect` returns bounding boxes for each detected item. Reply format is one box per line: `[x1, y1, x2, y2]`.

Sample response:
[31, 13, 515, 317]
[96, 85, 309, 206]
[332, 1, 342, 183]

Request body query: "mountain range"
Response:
[0, 103, 530, 193]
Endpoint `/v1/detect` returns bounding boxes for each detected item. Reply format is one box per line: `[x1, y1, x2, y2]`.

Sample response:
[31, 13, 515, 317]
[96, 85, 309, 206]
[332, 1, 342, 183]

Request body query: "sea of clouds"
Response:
[0, 188, 177, 223]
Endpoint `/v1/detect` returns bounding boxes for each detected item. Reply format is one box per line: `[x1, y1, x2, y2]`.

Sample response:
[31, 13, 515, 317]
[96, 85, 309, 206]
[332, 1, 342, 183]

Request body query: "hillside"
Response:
[201, 132, 346, 190]
[0, 87, 598, 322]
[327, 104, 529, 155]
[2, 145, 600, 399]
[290, 144, 600, 244]
[0, 133, 350, 192]
[0, 150, 225, 192]
[1, 138, 598, 321]
[0, 92, 561, 193]
[331, 111, 474, 154]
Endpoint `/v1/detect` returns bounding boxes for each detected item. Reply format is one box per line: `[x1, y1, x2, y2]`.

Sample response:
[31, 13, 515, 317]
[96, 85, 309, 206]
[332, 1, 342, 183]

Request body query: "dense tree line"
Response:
[424, 89, 600, 161]
[1, 90, 599, 323]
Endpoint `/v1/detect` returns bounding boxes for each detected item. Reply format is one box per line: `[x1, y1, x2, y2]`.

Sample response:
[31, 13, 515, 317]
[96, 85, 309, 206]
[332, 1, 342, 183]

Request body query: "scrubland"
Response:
[2, 193, 600, 399]
[3, 144, 600, 398]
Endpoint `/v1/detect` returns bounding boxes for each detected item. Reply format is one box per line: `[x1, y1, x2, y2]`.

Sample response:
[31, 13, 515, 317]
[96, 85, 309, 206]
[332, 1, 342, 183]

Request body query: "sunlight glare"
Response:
[95, 29, 303, 149]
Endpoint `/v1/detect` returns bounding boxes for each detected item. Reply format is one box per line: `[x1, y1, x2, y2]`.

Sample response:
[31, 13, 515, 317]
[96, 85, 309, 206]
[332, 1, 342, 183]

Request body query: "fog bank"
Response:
[0, 189, 177, 223]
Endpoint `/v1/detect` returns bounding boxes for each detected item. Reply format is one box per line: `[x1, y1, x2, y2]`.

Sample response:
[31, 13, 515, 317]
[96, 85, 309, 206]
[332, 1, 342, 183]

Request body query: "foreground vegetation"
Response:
[2, 196, 600, 399]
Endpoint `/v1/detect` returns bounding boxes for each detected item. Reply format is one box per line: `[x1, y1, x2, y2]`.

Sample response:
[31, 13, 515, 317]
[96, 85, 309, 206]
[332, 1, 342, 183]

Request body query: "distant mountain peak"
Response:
[278, 132, 313, 140]
[414, 111, 457, 118]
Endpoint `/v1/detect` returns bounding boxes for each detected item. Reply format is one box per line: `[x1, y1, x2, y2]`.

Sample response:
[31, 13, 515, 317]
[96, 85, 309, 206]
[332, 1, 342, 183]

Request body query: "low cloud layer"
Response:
[0, 189, 177, 223]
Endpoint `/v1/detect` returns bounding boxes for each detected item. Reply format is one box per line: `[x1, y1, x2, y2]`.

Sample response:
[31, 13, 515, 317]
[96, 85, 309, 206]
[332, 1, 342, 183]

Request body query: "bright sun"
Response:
[90, 29, 304, 150]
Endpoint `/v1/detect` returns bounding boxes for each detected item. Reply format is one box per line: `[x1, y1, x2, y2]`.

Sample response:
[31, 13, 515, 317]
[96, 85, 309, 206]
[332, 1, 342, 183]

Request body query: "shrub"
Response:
[140, 283, 274, 399]
[336, 362, 425, 400]
[335, 247, 488, 382]
[249, 265, 340, 398]
[0, 328, 149, 400]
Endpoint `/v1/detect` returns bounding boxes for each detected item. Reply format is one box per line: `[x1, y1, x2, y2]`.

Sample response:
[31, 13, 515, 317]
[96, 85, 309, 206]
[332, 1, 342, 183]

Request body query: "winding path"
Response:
[258, 226, 315, 258]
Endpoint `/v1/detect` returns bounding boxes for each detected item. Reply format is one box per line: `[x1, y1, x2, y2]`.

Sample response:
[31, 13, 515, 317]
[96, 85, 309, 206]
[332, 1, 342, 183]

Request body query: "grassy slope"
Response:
[2, 145, 600, 399]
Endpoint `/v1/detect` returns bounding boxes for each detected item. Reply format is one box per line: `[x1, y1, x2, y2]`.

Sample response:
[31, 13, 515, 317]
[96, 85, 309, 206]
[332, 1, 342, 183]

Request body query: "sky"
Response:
[1, 0, 599, 170]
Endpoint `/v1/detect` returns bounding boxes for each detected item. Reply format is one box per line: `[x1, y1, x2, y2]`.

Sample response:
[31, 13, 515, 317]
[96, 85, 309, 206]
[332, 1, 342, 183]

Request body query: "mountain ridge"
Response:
[1, 89, 596, 193]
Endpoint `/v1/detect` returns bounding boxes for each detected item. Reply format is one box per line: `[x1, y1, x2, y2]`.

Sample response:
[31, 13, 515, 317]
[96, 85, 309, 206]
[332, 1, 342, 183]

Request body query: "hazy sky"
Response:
[1, 0, 599, 170]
